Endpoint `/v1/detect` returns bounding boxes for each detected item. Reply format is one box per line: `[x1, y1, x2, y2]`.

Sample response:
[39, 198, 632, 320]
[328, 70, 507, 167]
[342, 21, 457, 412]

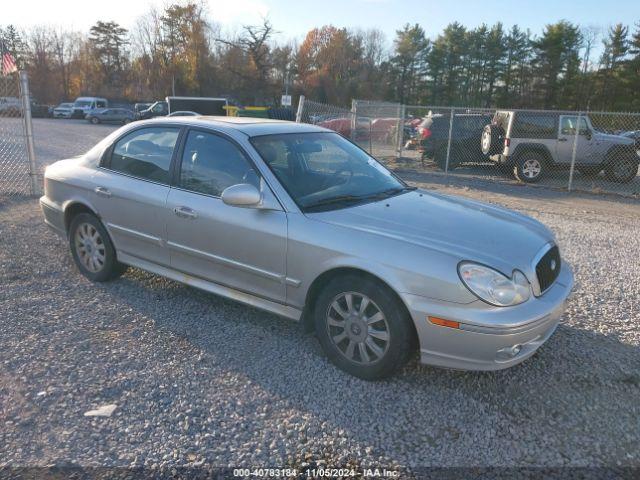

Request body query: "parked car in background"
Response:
[134, 102, 153, 114]
[31, 101, 52, 118]
[0, 96, 22, 116]
[40, 117, 573, 380]
[53, 102, 75, 118]
[86, 108, 135, 125]
[137, 101, 168, 120]
[72, 97, 108, 118]
[419, 113, 492, 169]
[168, 111, 199, 117]
[481, 110, 639, 183]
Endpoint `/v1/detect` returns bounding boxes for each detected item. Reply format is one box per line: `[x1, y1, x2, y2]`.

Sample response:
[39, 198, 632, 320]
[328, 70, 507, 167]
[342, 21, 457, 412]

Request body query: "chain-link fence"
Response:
[0, 71, 37, 198]
[297, 97, 640, 198]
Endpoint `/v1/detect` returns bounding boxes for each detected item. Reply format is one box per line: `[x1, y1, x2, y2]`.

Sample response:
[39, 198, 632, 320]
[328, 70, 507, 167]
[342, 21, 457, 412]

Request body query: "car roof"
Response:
[141, 115, 328, 137]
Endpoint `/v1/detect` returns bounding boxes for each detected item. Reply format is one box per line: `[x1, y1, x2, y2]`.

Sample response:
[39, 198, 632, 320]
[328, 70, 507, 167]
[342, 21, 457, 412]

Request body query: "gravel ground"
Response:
[1, 120, 639, 476]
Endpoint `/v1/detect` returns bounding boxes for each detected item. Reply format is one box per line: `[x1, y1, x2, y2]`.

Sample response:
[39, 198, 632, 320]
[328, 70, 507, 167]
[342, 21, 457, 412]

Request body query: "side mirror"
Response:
[221, 183, 262, 208]
[584, 130, 592, 140]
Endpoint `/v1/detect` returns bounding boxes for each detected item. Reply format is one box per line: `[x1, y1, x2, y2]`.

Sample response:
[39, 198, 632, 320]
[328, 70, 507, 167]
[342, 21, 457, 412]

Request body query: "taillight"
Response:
[420, 127, 432, 139]
[504, 138, 510, 147]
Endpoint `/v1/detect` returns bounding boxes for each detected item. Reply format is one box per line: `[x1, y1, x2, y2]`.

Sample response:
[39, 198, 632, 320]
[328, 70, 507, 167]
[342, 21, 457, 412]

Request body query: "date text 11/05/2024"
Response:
[232, 467, 400, 477]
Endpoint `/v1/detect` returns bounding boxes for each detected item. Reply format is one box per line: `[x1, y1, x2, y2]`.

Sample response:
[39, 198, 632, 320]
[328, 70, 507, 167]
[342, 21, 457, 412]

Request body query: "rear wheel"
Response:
[515, 153, 545, 183]
[69, 213, 127, 282]
[90, 116, 100, 124]
[434, 145, 459, 170]
[313, 275, 415, 380]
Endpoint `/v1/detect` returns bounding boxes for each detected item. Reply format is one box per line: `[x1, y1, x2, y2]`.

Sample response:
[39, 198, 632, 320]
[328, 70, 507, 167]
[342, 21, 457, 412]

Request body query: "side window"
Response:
[512, 114, 556, 138]
[560, 117, 589, 136]
[109, 127, 180, 183]
[179, 130, 259, 196]
[96, 100, 107, 108]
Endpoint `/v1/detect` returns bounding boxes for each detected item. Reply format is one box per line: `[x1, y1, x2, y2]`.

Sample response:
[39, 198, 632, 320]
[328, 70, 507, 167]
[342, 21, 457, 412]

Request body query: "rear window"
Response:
[512, 113, 557, 139]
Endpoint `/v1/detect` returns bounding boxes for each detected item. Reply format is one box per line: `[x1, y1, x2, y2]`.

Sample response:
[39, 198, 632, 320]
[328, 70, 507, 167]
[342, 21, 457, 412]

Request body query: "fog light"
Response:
[496, 344, 523, 361]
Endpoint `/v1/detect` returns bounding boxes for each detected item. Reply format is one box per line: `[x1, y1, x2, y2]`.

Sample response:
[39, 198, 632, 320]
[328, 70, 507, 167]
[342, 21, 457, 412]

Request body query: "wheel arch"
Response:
[300, 266, 416, 343]
[63, 201, 100, 233]
[512, 143, 554, 165]
[605, 144, 637, 164]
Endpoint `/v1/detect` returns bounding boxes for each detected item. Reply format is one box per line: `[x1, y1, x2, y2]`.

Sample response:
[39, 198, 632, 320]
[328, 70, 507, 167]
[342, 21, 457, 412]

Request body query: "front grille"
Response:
[536, 245, 561, 293]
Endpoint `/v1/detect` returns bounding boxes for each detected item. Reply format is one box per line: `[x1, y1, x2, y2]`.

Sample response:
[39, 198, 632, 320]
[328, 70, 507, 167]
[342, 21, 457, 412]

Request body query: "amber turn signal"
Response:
[428, 316, 460, 329]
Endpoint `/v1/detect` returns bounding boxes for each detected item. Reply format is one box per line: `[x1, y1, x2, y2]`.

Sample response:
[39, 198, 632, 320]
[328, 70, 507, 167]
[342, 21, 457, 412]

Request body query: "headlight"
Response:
[458, 262, 531, 307]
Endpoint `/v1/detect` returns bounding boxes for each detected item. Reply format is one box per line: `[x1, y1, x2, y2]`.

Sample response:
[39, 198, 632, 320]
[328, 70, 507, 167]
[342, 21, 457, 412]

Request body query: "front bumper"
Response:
[401, 261, 574, 371]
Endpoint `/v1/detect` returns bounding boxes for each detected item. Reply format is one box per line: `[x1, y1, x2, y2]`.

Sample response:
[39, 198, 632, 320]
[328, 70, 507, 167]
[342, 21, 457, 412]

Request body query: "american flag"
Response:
[1, 41, 18, 75]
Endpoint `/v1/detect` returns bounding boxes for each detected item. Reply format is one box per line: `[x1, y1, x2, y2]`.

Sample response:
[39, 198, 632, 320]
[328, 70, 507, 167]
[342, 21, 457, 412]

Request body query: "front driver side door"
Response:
[557, 115, 594, 165]
[165, 128, 288, 303]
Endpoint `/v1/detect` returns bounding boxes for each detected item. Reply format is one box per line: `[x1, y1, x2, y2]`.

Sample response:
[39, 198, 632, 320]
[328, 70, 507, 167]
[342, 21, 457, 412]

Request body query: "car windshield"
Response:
[251, 132, 412, 212]
[74, 100, 91, 107]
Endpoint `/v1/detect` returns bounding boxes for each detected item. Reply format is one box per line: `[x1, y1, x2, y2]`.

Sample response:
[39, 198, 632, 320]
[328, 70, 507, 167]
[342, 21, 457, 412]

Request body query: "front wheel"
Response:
[90, 117, 100, 124]
[69, 213, 127, 282]
[605, 157, 638, 183]
[514, 154, 545, 183]
[313, 275, 415, 380]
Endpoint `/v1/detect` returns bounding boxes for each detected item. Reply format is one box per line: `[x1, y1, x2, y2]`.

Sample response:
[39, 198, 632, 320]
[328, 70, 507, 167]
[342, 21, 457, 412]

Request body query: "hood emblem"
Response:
[550, 259, 557, 271]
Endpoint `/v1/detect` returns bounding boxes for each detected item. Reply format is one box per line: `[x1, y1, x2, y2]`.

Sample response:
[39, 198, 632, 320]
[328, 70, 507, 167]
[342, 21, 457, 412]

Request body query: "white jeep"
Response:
[481, 110, 639, 183]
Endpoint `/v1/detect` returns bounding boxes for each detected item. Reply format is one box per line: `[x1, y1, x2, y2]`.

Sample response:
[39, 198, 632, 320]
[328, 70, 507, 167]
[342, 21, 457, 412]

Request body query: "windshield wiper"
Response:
[303, 195, 369, 211]
[303, 187, 416, 211]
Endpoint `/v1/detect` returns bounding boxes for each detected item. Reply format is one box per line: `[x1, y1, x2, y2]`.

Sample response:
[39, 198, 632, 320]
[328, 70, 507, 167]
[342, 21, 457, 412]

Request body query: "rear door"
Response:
[165, 128, 288, 302]
[557, 115, 593, 164]
[92, 125, 182, 266]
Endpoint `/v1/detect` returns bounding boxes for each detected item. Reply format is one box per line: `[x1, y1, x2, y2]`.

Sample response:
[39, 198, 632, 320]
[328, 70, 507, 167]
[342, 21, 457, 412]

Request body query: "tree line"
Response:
[1, 3, 639, 112]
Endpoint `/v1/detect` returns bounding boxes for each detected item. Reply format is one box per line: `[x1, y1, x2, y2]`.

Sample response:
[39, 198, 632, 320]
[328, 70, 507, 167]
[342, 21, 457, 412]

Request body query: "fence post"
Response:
[444, 107, 455, 174]
[350, 99, 357, 141]
[295, 95, 305, 123]
[396, 104, 405, 159]
[568, 112, 581, 192]
[19, 71, 38, 196]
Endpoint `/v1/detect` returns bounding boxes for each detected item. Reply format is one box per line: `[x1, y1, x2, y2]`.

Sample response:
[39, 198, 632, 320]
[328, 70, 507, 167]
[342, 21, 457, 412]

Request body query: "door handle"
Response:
[174, 206, 198, 219]
[558, 138, 568, 142]
[94, 186, 112, 198]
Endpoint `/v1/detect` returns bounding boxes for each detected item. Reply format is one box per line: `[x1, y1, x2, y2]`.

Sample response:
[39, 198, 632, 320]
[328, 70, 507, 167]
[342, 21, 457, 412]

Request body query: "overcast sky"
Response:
[3, 0, 639, 44]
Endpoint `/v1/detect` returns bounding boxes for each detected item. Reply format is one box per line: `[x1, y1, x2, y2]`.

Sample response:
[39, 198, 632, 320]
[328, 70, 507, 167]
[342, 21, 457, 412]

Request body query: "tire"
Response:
[90, 116, 100, 124]
[481, 124, 505, 156]
[123, 118, 131, 124]
[68, 213, 127, 282]
[605, 156, 638, 183]
[514, 152, 545, 183]
[578, 166, 601, 178]
[313, 274, 415, 380]
[434, 145, 459, 171]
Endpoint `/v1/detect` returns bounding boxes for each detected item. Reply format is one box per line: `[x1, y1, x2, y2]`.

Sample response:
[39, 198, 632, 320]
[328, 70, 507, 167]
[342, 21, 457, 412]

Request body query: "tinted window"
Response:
[109, 127, 179, 183]
[178, 130, 259, 196]
[512, 113, 556, 138]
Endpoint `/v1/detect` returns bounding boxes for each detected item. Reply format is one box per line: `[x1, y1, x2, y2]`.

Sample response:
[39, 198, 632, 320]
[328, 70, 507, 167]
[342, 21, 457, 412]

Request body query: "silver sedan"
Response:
[40, 117, 573, 379]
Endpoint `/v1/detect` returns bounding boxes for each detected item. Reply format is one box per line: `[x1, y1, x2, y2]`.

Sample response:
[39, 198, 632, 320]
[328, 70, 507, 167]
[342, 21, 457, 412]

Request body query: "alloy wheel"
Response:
[522, 159, 542, 179]
[326, 292, 390, 365]
[74, 222, 106, 273]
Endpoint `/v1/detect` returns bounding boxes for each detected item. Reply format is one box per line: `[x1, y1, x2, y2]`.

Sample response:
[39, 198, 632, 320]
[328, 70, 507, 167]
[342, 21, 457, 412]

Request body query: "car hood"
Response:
[307, 190, 554, 274]
[595, 132, 634, 145]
